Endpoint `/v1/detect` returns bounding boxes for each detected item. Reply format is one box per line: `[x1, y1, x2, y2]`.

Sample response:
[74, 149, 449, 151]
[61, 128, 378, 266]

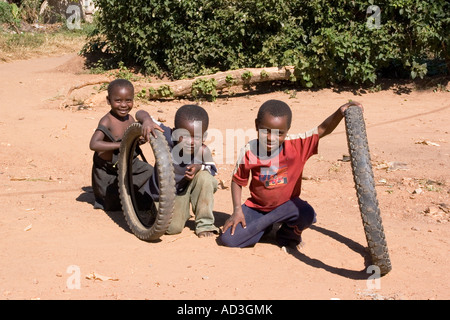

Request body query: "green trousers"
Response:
[161, 170, 219, 235]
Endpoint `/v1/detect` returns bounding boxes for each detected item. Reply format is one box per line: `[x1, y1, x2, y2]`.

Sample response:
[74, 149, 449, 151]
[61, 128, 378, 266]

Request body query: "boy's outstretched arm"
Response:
[135, 110, 164, 141]
[222, 181, 246, 235]
[317, 101, 363, 138]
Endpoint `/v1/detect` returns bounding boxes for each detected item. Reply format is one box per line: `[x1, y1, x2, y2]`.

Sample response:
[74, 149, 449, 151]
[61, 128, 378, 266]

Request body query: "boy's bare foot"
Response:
[197, 231, 216, 238]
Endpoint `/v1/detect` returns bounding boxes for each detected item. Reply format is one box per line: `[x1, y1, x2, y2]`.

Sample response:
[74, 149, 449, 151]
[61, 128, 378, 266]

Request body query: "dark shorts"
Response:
[91, 152, 152, 211]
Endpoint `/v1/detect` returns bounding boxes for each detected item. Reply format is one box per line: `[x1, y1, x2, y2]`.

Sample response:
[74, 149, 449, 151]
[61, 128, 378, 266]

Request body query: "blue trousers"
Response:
[219, 198, 316, 248]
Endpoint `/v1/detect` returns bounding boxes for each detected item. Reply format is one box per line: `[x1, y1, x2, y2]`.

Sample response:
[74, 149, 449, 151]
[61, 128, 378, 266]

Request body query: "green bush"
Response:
[0, 1, 21, 30]
[86, 0, 449, 86]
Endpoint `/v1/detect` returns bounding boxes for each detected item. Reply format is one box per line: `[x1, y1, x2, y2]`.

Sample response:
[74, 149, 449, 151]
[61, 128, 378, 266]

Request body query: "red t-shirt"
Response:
[232, 128, 319, 212]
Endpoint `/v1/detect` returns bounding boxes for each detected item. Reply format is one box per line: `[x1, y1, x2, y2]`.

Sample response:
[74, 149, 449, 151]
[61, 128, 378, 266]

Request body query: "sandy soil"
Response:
[0, 53, 449, 300]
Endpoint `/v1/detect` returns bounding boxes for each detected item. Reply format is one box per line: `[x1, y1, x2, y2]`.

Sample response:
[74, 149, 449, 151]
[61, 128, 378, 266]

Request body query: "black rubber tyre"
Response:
[118, 123, 176, 241]
[344, 106, 392, 275]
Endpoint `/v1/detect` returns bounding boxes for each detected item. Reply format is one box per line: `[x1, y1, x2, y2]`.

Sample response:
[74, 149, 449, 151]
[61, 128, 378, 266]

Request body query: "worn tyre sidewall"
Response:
[118, 123, 176, 241]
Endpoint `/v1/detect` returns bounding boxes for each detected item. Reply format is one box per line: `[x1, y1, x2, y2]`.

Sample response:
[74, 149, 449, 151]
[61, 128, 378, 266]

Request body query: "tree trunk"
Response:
[61, 66, 295, 107]
[141, 66, 295, 99]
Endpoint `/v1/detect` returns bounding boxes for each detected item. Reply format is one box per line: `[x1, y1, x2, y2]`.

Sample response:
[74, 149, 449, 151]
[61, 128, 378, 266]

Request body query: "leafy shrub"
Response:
[0, 1, 21, 30]
[86, 0, 449, 87]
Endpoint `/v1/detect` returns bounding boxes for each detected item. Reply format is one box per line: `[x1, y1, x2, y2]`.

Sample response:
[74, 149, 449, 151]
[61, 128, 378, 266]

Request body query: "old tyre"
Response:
[344, 106, 392, 275]
[118, 123, 176, 241]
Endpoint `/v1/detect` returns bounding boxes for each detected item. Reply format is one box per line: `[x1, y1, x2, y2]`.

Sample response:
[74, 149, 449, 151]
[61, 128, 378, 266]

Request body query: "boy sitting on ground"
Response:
[137, 105, 220, 238]
[89, 79, 152, 211]
[219, 99, 363, 249]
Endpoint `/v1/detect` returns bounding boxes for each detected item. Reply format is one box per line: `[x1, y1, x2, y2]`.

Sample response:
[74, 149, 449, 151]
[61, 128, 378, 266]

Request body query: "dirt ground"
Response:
[0, 53, 449, 300]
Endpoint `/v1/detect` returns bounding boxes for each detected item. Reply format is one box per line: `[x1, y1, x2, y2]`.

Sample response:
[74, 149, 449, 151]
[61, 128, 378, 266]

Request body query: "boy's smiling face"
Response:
[175, 119, 206, 155]
[107, 86, 134, 119]
[255, 113, 290, 154]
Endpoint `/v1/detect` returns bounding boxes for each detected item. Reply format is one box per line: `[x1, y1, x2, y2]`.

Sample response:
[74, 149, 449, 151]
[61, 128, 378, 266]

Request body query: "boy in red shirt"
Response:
[220, 99, 363, 248]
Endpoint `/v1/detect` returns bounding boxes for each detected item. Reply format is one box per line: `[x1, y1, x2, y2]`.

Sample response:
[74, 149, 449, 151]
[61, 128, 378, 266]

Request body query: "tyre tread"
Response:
[344, 106, 392, 275]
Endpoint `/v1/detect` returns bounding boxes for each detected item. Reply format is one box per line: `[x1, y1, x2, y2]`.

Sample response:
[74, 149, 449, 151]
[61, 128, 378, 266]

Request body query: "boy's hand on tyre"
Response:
[184, 164, 202, 180]
[340, 100, 364, 115]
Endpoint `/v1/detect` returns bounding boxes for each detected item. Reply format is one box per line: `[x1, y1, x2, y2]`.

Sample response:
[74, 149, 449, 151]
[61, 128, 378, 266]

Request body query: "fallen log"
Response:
[61, 66, 295, 107]
[141, 66, 296, 99]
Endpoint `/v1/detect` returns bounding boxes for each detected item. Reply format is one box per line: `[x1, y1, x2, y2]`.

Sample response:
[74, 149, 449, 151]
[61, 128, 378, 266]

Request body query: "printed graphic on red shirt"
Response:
[259, 166, 288, 189]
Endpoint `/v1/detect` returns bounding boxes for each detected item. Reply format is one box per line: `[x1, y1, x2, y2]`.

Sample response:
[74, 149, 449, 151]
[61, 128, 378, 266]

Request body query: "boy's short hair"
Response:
[175, 104, 209, 130]
[257, 99, 292, 128]
[107, 78, 134, 96]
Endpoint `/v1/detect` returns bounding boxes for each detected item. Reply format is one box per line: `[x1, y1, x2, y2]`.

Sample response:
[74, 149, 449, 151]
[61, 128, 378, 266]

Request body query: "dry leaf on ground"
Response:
[415, 140, 440, 147]
[85, 272, 118, 282]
